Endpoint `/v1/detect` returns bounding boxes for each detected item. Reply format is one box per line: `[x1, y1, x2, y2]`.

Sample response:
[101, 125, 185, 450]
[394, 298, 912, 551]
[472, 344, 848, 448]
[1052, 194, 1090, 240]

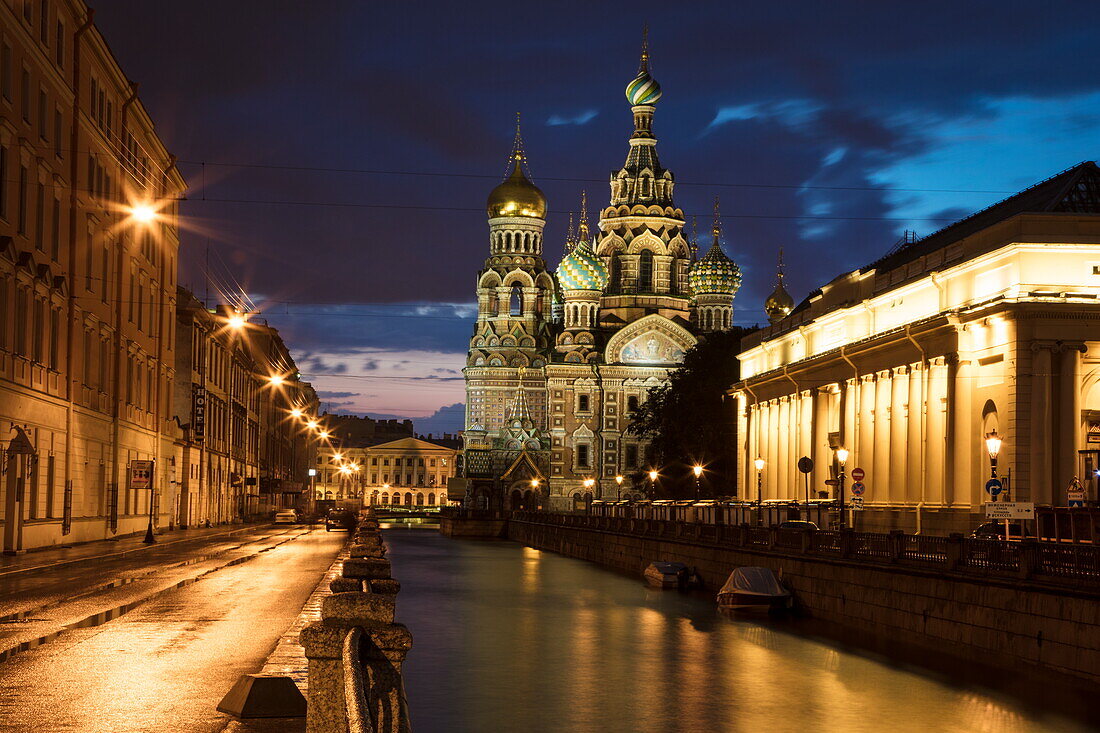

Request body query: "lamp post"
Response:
[615, 474, 624, 498]
[648, 470, 658, 500]
[835, 447, 849, 530]
[692, 464, 704, 501]
[985, 429, 1008, 538]
[753, 458, 765, 526]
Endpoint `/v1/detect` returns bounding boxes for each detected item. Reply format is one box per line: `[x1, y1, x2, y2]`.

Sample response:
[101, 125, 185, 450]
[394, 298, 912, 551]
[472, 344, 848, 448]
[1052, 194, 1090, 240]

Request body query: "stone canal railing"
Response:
[511, 511, 1100, 587]
[300, 511, 412, 733]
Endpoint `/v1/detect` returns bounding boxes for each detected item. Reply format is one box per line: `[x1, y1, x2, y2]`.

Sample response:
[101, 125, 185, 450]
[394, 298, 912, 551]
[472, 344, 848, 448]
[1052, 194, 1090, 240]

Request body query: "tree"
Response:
[626, 328, 754, 498]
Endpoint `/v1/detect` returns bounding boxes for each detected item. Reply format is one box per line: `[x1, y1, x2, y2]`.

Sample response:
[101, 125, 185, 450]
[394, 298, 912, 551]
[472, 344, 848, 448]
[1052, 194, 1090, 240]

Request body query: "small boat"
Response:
[717, 566, 792, 612]
[644, 561, 688, 589]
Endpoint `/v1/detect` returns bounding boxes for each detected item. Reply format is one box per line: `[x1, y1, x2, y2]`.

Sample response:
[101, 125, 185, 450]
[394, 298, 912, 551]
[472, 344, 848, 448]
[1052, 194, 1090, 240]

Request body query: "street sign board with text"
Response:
[984, 502, 1034, 520]
[129, 460, 154, 490]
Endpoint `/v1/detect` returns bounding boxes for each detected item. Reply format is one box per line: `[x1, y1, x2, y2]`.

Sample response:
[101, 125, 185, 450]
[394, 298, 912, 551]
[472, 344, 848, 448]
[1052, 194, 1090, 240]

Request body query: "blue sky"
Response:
[96, 0, 1100, 430]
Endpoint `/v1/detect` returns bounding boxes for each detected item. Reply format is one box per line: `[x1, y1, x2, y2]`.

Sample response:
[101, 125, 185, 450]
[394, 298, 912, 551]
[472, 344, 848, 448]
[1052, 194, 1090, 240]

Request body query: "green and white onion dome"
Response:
[556, 240, 609, 291]
[625, 68, 662, 106]
[690, 241, 742, 296]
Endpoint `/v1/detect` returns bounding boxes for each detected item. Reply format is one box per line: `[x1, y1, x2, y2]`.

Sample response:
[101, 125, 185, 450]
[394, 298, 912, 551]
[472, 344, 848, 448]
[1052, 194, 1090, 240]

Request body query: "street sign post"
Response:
[129, 460, 156, 545]
[851, 467, 865, 483]
[851, 497, 864, 510]
[850, 482, 865, 497]
[984, 502, 1034, 520]
[797, 457, 814, 504]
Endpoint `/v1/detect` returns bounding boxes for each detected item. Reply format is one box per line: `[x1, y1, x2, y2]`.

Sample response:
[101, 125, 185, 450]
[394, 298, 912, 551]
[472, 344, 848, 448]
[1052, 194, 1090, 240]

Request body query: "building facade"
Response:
[313, 437, 456, 508]
[460, 40, 741, 512]
[1, 0, 186, 551]
[730, 162, 1100, 534]
[173, 290, 320, 526]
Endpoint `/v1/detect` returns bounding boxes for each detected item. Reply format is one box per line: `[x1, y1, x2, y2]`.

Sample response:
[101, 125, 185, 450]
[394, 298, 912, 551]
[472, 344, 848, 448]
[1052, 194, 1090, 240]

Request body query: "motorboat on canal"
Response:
[644, 561, 689, 589]
[717, 566, 792, 612]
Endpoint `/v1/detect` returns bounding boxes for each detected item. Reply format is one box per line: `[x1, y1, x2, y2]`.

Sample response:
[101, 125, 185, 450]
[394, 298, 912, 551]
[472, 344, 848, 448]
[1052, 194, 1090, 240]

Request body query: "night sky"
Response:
[94, 1, 1100, 431]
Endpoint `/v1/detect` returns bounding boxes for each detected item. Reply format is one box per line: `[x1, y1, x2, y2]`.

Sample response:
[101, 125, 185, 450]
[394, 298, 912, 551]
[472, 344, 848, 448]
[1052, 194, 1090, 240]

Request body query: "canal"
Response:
[382, 527, 1088, 733]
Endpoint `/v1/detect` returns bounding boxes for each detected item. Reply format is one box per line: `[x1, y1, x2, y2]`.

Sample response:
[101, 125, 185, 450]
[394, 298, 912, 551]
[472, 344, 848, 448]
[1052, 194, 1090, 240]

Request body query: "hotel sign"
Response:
[192, 385, 207, 441]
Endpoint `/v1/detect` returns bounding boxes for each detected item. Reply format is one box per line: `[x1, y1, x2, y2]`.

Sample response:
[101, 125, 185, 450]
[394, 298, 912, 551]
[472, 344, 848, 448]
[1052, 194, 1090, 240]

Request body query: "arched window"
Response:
[510, 283, 523, 316]
[608, 253, 621, 291]
[638, 251, 654, 292]
[404, 492, 413, 506]
[427, 493, 436, 506]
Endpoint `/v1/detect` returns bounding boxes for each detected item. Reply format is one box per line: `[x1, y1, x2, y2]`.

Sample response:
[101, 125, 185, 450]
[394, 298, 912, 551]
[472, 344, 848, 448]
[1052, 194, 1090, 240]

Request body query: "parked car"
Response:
[970, 521, 1032, 540]
[325, 509, 358, 532]
[274, 509, 298, 524]
[776, 520, 818, 531]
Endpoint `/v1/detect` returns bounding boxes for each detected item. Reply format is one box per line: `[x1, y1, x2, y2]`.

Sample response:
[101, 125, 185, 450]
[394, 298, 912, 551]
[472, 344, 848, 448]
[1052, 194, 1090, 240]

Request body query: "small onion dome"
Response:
[689, 242, 742, 296]
[487, 154, 547, 218]
[556, 240, 609, 292]
[765, 281, 795, 322]
[625, 68, 662, 106]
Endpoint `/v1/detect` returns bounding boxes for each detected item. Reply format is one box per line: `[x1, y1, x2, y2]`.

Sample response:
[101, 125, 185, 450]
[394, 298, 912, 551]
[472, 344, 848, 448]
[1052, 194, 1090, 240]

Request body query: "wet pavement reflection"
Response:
[385, 530, 1089, 733]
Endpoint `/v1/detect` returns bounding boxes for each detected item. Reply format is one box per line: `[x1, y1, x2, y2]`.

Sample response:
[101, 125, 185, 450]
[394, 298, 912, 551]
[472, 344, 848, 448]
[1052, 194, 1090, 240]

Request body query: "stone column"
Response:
[1057, 344, 1084, 500]
[926, 358, 948, 506]
[858, 375, 875, 483]
[778, 397, 790, 499]
[890, 367, 909, 507]
[734, 393, 748, 500]
[906, 363, 924, 505]
[948, 356, 974, 509]
[811, 387, 831, 498]
[873, 370, 891, 506]
[1030, 345, 1053, 504]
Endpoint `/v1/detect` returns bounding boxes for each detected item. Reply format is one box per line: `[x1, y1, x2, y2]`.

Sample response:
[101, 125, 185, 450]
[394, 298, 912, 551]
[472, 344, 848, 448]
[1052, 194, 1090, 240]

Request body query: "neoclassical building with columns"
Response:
[730, 162, 1100, 534]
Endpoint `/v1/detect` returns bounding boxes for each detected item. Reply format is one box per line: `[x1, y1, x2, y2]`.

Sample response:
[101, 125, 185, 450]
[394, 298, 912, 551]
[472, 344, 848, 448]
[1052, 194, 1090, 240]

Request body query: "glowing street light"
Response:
[289, 407, 303, 419]
[647, 469, 658, 500]
[692, 463, 704, 501]
[306, 420, 319, 430]
[318, 430, 330, 440]
[226, 312, 247, 330]
[834, 447, 849, 529]
[530, 479, 540, 489]
[333, 452, 343, 462]
[129, 203, 157, 223]
[268, 374, 286, 386]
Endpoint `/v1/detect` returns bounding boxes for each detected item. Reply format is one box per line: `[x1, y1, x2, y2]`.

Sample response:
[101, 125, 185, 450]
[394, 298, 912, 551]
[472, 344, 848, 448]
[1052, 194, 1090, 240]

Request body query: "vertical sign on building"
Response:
[192, 385, 206, 441]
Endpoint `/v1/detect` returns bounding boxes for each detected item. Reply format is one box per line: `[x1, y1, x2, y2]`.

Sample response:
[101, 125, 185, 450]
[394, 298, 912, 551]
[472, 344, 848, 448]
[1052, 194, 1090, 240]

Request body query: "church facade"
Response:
[459, 40, 741, 512]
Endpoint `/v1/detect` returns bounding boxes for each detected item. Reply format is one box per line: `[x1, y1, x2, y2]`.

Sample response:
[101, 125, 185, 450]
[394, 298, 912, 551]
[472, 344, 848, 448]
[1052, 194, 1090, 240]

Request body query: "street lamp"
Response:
[615, 474, 624, 496]
[648, 469, 658, 499]
[753, 458, 765, 525]
[835, 447, 849, 529]
[268, 374, 286, 386]
[692, 464, 704, 500]
[289, 407, 303, 419]
[226, 313, 247, 330]
[129, 203, 157, 223]
[985, 430, 1001, 479]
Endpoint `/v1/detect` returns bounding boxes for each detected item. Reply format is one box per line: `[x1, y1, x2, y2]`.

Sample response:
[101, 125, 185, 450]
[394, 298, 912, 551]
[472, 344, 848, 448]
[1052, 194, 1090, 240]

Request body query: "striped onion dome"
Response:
[625, 68, 662, 106]
[690, 241, 742, 296]
[556, 239, 608, 292]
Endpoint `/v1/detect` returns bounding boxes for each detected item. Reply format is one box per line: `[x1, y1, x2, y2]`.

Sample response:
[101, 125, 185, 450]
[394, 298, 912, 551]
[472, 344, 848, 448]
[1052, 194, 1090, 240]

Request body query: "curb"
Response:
[0, 524, 280, 579]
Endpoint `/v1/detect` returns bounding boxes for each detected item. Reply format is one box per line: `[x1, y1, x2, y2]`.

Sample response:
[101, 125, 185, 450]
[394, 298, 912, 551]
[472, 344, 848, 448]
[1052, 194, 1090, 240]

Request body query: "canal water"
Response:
[382, 527, 1089, 733]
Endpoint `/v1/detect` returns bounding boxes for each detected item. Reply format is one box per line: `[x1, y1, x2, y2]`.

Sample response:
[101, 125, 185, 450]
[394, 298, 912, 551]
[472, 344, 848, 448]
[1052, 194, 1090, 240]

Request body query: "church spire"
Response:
[576, 190, 590, 245]
[487, 112, 546, 219]
[565, 211, 576, 253]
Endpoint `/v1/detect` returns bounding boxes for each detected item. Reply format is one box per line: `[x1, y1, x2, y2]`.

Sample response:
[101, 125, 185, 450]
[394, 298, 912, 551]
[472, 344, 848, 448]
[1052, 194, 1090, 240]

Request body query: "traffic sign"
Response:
[851, 497, 865, 510]
[851, 482, 865, 496]
[985, 478, 1003, 497]
[797, 456, 814, 474]
[851, 467, 865, 482]
[824, 479, 839, 486]
[985, 502, 1034, 520]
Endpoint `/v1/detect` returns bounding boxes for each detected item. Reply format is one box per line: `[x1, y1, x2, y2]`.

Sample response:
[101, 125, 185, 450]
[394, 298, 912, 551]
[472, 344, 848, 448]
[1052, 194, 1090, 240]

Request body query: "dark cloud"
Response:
[316, 391, 358, 399]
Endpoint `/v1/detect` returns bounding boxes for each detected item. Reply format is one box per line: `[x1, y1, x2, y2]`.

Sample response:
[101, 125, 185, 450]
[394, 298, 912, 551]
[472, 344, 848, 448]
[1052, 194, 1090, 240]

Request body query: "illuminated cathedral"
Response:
[460, 36, 743, 511]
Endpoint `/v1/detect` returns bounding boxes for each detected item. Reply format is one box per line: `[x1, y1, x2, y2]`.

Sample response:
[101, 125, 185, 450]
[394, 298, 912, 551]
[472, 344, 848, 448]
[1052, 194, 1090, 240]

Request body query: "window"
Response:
[638, 250, 654, 291]
[50, 198, 59, 260]
[48, 308, 58, 368]
[0, 144, 7, 219]
[17, 165, 27, 234]
[21, 68, 29, 121]
[37, 89, 47, 138]
[1, 43, 11, 100]
[32, 299, 43, 362]
[53, 109, 61, 157]
[371, 457, 378, 465]
[627, 395, 639, 413]
[39, 1, 48, 44]
[577, 444, 590, 467]
[510, 283, 523, 316]
[55, 21, 64, 66]
[625, 444, 638, 468]
[34, 181, 43, 250]
[578, 394, 590, 412]
[608, 253, 621, 291]
[23, 0, 32, 22]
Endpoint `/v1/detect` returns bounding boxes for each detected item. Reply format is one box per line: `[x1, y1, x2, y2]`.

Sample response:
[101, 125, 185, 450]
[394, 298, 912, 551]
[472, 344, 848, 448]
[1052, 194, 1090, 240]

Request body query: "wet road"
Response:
[385, 528, 1090, 733]
[0, 528, 344, 732]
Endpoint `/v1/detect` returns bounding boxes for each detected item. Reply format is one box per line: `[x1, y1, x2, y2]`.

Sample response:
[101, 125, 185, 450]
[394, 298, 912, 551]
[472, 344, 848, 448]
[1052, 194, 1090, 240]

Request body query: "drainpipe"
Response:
[905, 324, 929, 534]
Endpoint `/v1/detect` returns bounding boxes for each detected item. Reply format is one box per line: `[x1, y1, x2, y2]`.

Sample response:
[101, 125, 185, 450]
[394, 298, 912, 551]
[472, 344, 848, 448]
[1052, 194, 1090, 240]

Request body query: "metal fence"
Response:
[510, 511, 1100, 587]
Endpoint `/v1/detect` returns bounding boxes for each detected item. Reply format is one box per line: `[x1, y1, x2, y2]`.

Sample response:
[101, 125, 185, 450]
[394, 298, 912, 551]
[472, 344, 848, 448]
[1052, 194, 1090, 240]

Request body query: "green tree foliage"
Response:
[626, 328, 753, 497]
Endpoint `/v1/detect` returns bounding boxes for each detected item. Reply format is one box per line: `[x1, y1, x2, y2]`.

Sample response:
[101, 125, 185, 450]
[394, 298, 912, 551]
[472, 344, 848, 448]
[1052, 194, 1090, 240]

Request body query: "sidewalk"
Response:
[0, 522, 277, 578]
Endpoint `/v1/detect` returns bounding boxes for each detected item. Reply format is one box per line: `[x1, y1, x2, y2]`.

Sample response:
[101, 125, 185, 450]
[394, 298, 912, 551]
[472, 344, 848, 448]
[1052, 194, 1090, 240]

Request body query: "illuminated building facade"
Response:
[731, 162, 1100, 534]
[461, 39, 741, 511]
[313, 437, 456, 509]
[0, 1, 186, 550]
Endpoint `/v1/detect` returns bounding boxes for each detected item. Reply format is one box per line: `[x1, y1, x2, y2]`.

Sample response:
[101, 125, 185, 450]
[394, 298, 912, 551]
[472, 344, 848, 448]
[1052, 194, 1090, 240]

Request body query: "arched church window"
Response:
[638, 250, 654, 292]
[609, 253, 621, 291]
[510, 283, 523, 316]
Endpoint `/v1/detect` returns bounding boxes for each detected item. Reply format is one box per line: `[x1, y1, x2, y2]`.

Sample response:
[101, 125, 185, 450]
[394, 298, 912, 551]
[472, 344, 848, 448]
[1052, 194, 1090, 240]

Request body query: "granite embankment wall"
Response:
[507, 517, 1100, 689]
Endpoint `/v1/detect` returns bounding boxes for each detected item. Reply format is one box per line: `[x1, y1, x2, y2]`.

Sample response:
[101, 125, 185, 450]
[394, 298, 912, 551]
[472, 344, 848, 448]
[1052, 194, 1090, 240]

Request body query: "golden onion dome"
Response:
[764, 281, 795, 323]
[487, 154, 547, 219]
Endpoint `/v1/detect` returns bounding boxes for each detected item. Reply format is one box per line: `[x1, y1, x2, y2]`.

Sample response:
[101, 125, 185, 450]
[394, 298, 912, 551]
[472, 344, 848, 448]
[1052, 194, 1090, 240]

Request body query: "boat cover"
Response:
[718, 566, 788, 598]
[647, 562, 687, 576]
